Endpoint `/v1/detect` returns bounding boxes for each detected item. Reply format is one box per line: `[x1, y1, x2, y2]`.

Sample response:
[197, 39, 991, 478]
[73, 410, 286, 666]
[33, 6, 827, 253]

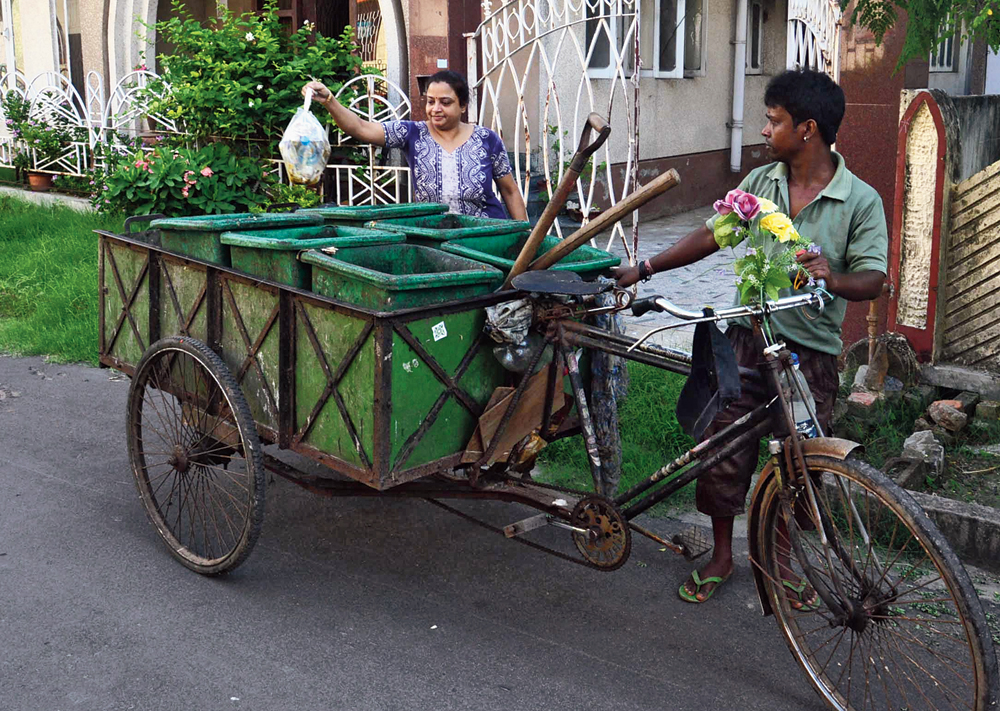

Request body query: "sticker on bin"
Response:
[432, 322, 448, 341]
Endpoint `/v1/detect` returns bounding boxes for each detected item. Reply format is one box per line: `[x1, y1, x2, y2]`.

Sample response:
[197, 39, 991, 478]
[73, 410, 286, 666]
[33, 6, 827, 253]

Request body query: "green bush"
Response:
[146, 0, 366, 144]
[265, 181, 322, 210]
[100, 143, 274, 216]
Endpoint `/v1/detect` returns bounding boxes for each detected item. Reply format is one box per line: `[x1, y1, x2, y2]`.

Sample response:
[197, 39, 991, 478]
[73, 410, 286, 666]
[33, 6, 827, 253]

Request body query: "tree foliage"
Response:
[845, 0, 999, 68]
[146, 0, 365, 143]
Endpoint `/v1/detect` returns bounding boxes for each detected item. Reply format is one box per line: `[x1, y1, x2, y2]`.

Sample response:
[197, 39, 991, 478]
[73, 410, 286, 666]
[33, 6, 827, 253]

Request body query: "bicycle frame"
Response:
[543, 305, 872, 618]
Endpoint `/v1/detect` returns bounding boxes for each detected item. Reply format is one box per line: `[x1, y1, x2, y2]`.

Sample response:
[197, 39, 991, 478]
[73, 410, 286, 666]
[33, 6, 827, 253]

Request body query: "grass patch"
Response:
[537, 361, 700, 511]
[834, 396, 927, 470]
[537, 360, 772, 514]
[0, 195, 121, 364]
[834, 391, 1000, 505]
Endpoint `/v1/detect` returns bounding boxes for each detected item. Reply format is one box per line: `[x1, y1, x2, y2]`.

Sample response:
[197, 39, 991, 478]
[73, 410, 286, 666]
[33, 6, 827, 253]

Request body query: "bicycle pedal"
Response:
[672, 526, 713, 561]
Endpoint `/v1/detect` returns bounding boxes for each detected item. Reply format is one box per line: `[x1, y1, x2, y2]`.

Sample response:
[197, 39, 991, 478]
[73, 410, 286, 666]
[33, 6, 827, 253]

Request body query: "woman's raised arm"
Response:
[302, 81, 386, 147]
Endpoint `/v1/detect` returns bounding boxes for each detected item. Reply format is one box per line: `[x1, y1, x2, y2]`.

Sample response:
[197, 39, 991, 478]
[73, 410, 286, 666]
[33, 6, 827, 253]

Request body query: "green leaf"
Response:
[713, 212, 742, 249]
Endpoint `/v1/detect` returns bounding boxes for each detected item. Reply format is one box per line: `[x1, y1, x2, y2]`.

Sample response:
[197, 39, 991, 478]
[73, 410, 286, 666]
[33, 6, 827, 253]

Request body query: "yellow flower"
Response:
[757, 197, 779, 214]
[760, 212, 796, 242]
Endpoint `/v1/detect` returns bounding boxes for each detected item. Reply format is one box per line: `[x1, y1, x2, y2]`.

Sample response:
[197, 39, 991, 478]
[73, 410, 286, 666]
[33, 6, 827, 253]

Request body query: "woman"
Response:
[302, 71, 527, 221]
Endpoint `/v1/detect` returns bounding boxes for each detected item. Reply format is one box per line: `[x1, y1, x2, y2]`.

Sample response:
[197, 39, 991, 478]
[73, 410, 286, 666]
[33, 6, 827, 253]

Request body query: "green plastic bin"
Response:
[301, 244, 503, 311]
[301, 203, 449, 227]
[439, 233, 621, 280]
[221, 225, 404, 289]
[373, 214, 530, 245]
[152, 212, 323, 266]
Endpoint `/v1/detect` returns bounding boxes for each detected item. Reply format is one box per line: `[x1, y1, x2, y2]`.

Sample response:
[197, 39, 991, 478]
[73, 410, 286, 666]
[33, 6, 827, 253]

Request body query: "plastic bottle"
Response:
[783, 353, 818, 438]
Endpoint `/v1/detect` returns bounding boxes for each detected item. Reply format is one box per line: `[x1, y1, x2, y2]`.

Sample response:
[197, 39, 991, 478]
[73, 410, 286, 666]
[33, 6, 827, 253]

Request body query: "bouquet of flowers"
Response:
[711, 189, 819, 306]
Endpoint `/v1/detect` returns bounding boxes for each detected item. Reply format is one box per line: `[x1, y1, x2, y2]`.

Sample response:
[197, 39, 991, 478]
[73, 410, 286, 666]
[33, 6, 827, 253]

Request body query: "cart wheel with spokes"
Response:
[756, 454, 998, 710]
[126, 336, 266, 575]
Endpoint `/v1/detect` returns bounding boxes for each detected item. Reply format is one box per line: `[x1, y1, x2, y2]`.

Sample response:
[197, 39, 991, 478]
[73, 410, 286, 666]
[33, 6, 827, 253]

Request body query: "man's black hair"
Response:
[426, 70, 470, 107]
[764, 69, 845, 146]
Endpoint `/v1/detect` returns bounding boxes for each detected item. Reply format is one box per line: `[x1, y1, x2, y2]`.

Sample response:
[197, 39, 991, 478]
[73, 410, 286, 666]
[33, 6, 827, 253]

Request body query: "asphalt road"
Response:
[0, 354, 834, 711]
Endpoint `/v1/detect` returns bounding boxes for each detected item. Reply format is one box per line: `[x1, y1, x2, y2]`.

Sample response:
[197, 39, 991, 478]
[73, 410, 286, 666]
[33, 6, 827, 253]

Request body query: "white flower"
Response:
[245, 32, 254, 41]
[256, 84, 263, 90]
[248, 99, 254, 107]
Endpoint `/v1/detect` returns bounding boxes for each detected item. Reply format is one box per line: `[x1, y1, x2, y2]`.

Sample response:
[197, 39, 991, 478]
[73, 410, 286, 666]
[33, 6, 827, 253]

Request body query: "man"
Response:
[613, 69, 888, 605]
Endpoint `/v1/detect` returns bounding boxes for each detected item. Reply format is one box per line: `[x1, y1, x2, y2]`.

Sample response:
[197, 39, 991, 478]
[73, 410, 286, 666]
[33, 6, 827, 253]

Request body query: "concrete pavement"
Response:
[0, 354, 829, 711]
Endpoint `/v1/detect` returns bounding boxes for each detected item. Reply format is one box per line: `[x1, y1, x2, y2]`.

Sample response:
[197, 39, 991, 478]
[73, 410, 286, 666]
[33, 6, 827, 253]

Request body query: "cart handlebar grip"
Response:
[631, 297, 665, 318]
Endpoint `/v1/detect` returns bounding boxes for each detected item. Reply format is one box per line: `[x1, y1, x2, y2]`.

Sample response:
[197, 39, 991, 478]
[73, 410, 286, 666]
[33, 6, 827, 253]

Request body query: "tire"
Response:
[756, 454, 998, 710]
[126, 336, 266, 575]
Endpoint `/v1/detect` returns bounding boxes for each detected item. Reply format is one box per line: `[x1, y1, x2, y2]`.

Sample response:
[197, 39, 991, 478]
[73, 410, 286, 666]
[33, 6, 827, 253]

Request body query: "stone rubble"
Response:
[902, 430, 945, 478]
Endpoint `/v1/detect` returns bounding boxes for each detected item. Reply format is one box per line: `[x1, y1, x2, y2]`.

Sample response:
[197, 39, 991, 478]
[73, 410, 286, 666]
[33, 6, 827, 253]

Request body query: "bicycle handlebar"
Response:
[630, 279, 829, 322]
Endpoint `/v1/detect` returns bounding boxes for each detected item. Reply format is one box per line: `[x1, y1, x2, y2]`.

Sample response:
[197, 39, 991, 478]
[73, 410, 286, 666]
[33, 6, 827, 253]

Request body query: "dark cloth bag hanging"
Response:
[676, 310, 742, 440]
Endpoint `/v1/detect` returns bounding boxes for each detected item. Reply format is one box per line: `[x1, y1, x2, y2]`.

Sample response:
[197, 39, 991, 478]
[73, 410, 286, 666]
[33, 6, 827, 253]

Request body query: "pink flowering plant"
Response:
[99, 142, 275, 216]
[712, 189, 816, 305]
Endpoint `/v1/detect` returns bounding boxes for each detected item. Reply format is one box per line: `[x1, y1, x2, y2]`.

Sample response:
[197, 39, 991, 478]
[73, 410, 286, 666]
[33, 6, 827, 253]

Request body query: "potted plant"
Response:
[19, 118, 72, 190]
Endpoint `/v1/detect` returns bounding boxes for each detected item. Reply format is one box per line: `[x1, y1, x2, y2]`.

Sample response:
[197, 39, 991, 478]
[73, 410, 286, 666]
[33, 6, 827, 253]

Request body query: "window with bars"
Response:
[584, 0, 706, 78]
[586, 0, 633, 77]
[930, 19, 958, 73]
[652, 0, 705, 77]
[746, 0, 763, 74]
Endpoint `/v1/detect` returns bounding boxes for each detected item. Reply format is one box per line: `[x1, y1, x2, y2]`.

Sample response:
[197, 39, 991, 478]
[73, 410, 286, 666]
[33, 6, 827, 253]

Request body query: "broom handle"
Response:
[528, 169, 681, 273]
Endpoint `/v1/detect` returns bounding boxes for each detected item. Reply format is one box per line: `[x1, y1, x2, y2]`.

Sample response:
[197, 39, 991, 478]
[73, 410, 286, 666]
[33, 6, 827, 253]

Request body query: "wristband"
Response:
[638, 259, 654, 282]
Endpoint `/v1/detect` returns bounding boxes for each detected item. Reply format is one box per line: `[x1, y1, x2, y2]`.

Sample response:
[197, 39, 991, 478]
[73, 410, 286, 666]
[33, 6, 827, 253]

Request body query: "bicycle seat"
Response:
[511, 270, 612, 295]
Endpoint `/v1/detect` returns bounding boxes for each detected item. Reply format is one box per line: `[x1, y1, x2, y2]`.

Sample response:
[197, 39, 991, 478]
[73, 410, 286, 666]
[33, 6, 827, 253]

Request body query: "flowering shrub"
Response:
[143, 0, 366, 144]
[99, 143, 275, 216]
[18, 118, 73, 162]
[1, 92, 34, 175]
[711, 189, 816, 305]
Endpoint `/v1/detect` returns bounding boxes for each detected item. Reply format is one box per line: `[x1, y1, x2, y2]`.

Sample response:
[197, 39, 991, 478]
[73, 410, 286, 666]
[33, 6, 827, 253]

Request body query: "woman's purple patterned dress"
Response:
[382, 120, 513, 219]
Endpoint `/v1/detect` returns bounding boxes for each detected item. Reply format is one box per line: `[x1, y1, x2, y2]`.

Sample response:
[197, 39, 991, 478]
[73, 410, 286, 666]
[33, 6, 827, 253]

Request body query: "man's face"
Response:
[761, 104, 802, 161]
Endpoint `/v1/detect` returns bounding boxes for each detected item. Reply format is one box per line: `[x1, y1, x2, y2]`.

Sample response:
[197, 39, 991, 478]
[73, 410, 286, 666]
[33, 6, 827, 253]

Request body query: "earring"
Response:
[804, 135, 810, 142]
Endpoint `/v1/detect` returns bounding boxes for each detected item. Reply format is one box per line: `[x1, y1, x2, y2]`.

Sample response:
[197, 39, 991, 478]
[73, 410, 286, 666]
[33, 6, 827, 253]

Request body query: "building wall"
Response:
[17, 0, 59, 77]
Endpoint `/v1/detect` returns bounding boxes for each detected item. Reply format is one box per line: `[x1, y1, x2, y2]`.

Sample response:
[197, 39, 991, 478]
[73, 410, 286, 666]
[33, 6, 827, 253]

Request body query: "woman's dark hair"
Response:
[764, 69, 845, 146]
[426, 70, 470, 107]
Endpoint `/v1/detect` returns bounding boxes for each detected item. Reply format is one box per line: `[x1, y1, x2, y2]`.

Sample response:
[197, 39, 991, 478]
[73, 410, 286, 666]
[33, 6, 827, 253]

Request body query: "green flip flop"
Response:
[782, 579, 822, 612]
[678, 569, 732, 604]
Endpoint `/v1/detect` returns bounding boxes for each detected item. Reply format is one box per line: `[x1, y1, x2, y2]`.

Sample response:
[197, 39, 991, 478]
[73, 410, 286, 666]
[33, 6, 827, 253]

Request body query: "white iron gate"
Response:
[467, 0, 644, 261]
[786, 0, 842, 79]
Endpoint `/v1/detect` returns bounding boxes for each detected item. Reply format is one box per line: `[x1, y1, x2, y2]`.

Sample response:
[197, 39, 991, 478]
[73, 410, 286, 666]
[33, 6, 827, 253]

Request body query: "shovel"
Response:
[502, 112, 612, 290]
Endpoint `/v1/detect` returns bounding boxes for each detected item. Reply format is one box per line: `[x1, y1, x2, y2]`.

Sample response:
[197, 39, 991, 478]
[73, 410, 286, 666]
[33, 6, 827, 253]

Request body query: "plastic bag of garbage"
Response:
[278, 88, 331, 185]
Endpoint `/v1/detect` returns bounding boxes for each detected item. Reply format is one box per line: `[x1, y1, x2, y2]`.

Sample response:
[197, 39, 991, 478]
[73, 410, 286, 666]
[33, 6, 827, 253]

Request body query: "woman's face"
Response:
[425, 82, 465, 130]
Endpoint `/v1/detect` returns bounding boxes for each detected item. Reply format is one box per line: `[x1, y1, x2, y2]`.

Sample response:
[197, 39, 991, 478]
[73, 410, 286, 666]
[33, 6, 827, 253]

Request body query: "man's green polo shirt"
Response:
[706, 152, 888, 355]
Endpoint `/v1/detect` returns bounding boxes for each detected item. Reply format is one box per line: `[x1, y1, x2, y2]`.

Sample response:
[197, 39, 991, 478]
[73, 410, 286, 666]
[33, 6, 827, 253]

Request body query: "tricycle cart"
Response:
[98, 216, 997, 711]
[97, 111, 996, 711]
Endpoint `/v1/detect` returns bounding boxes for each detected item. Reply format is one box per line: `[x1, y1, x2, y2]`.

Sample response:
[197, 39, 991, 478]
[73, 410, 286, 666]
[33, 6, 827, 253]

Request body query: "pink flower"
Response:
[134, 159, 147, 170]
[200, 166, 213, 177]
[181, 187, 189, 197]
[713, 189, 761, 221]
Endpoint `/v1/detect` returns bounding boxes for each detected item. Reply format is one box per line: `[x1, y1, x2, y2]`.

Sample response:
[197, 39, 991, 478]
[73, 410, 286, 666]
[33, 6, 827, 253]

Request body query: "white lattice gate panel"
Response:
[329, 74, 412, 206]
[469, 0, 642, 259]
[786, 0, 842, 78]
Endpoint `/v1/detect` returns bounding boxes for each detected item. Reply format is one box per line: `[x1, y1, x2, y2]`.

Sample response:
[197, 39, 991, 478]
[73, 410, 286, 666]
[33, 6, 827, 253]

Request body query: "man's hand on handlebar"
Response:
[611, 264, 641, 288]
[795, 249, 832, 287]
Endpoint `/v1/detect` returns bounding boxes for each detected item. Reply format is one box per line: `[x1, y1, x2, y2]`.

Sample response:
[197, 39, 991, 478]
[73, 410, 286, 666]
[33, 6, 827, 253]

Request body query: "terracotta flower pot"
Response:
[27, 171, 53, 192]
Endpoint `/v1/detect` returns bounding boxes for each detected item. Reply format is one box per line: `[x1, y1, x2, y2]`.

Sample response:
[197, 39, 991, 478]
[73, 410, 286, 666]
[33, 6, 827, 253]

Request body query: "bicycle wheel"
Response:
[126, 336, 266, 575]
[756, 454, 997, 710]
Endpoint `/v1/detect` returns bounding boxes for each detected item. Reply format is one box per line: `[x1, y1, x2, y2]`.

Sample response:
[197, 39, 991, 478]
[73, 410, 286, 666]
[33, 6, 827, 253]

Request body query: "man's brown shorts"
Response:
[694, 325, 839, 518]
